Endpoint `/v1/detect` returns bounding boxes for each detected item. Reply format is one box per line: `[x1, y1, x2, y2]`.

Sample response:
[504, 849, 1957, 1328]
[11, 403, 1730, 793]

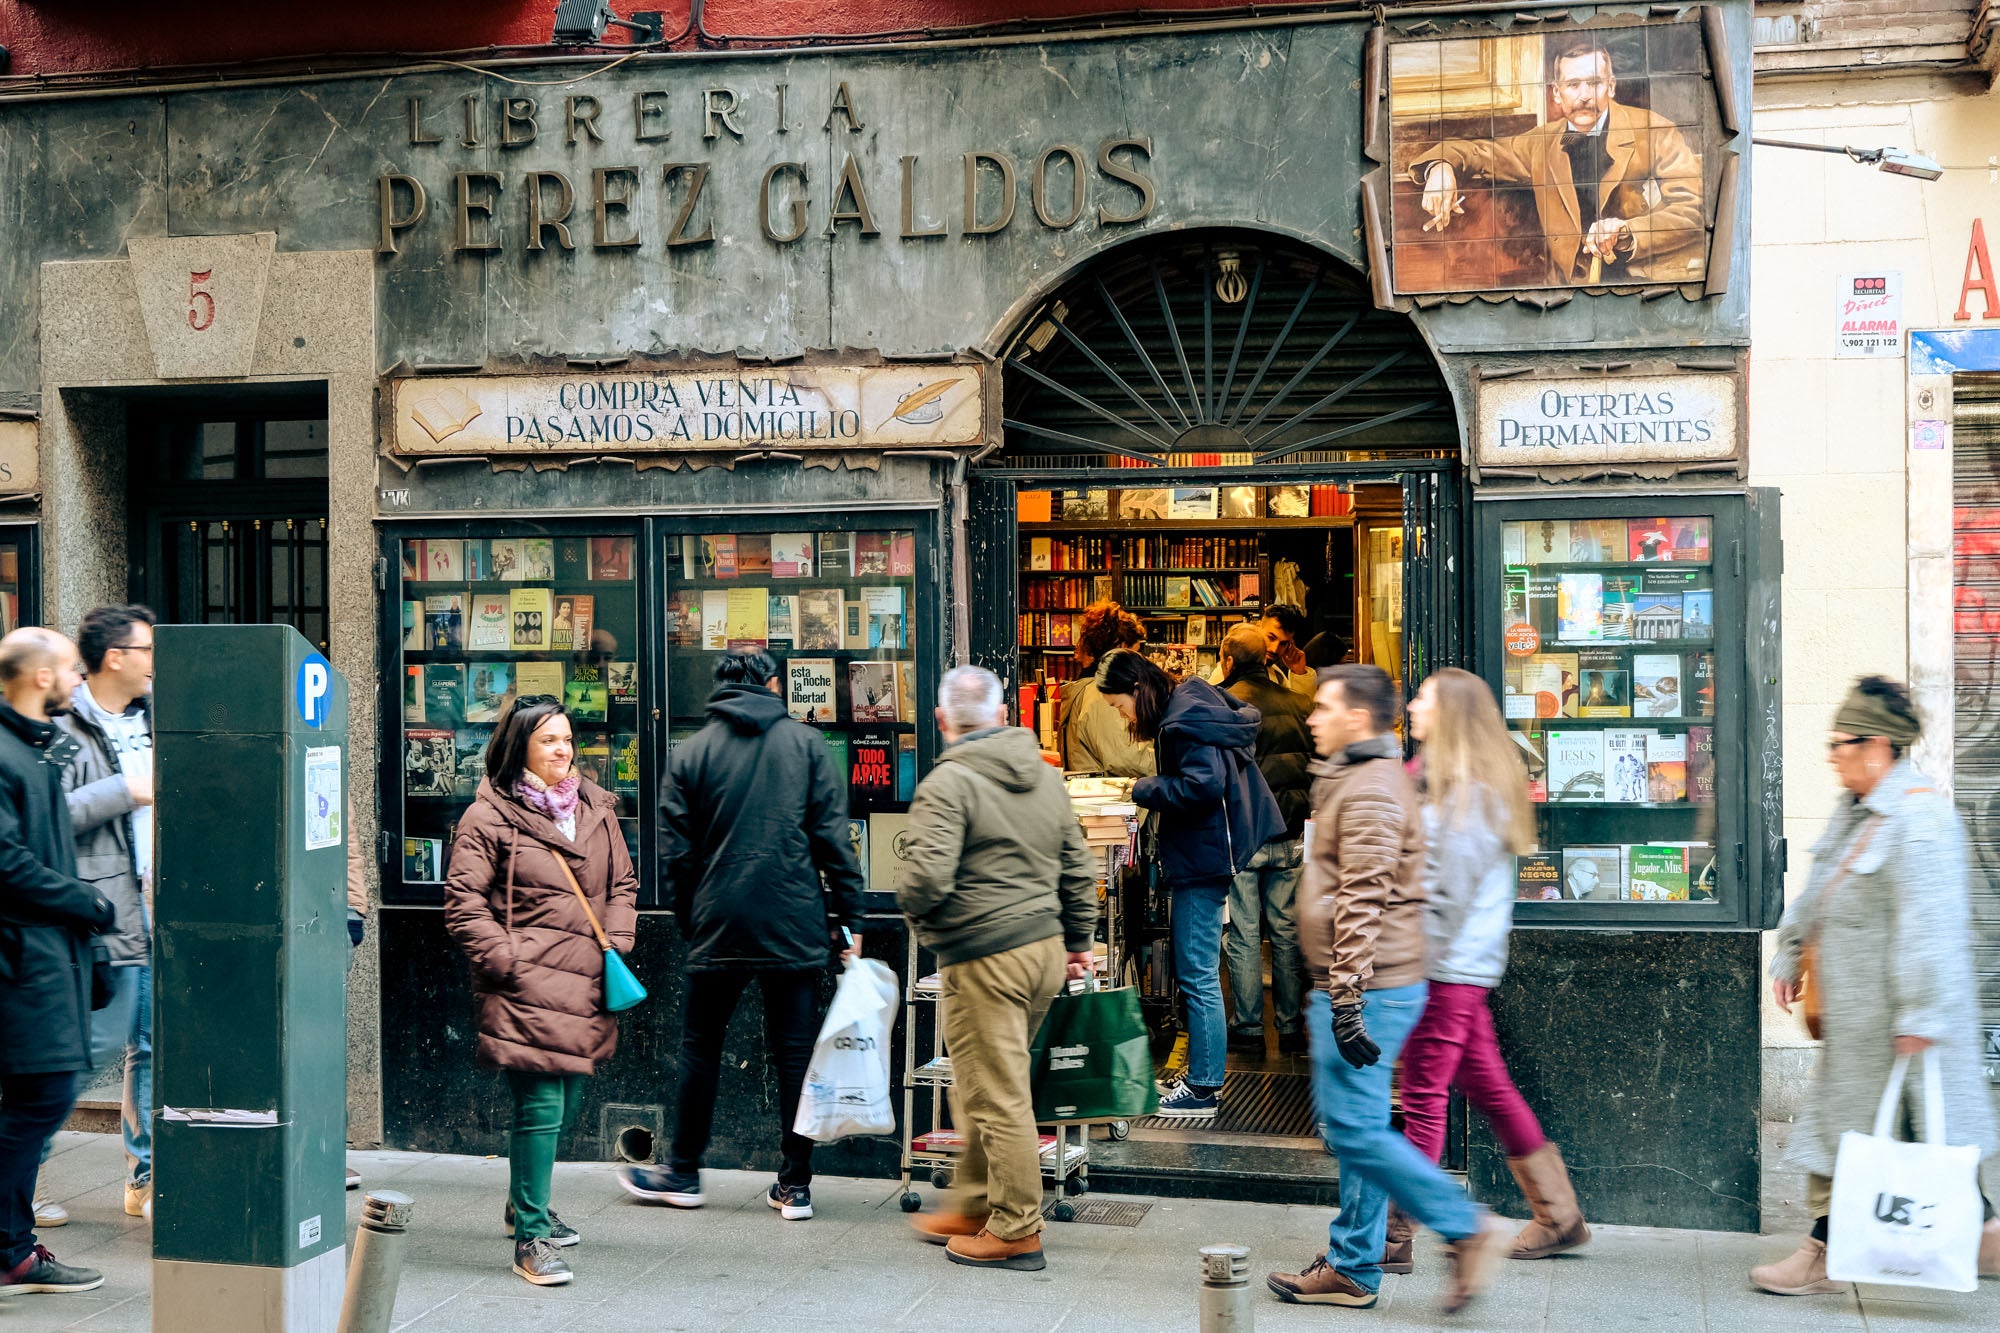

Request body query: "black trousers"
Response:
[670, 967, 821, 1187]
[1, 1070, 81, 1269]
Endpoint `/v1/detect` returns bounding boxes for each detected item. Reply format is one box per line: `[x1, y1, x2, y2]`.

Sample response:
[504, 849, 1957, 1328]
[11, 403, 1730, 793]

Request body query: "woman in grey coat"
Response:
[1758, 676, 1999, 1295]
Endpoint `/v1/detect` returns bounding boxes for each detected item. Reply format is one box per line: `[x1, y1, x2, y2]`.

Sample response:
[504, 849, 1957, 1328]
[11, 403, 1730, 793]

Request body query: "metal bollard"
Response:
[1198, 1244, 1254, 1332]
[337, 1190, 415, 1333]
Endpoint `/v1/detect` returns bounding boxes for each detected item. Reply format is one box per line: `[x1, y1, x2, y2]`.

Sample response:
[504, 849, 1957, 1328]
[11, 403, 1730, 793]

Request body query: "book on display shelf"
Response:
[1510, 730, 1548, 802]
[558, 538, 590, 578]
[1632, 654, 1683, 718]
[516, 661, 564, 698]
[402, 600, 424, 652]
[467, 593, 510, 651]
[614, 734, 640, 796]
[510, 588, 551, 651]
[423, 664, 465, 727]
[738, 535, 773, 578]
[710, 534, 739, 578]
[1603, 729, 1650, 804]
[768, 593, 797, 646]
[519, 538, 555, 581]
[700, 591, 729, 650]
[424, 540, 463, 582]
[843, 600, 869, 652]
[854, 533, 891, 576]
[847, 820, 869, 890]
[1690, 652, 1715, 716]
[890, 531, 917, 577]
[424, 594, 465, 652]
[1029, 538, 1052, 572]
[1567, 519, 1625, 563]
[1681, 590, 1713, 637]
[797, 590, 844, 651]
[1522, 519, 1571, 565]
[607, 661, 638, 702]
[1521, 653, 1577, 719]
[1688, 726, 1715, 802]
[870, 811, 912, 890]
[405, 729, 457, 797]
[453, 728, 490, 796]
[464, 664, 512, 724]
[1556, 573, 1603, 643]
[822, 729, 850, 777]
[820, 531, 856, 577]
[1601, 574, 1637, 640]
[1562, 846, 1623, 902]
[849, 662, 899, 723]
[550, 594, 592, 652]
[1630, 593, 1681, 642]
[488, 539, 524, 580]
[401, 542, 423, 581]
[864, 587, 906, 649]
[1265, 485, 1308, 518]
[849, 729, 896, 804]
[574, 740, 612, 789]
[564, 664, 608, 721]
[404, 837, 445, 884]
[1666, 518, 1712, 562]
[898, 734, 917, 801]
[1545, 730, 1605, 801]
[896, 661, 917, 725]
[1645, 731, 1688, 803]
[1515, 852, 1562, 901]
[1627, 845, 1693, 901]
[787, 659, 838, 723]
[1575, 648, 1629, 718]
[666, 592, 701, 647]
[403, 666, 426, 724]
[1168, 487, 1219, 520]
[725, 586, 769, 649]
[771, 533, 816, 578]
[1119, 488, 1173, 521]
[463, 540, 489, 581]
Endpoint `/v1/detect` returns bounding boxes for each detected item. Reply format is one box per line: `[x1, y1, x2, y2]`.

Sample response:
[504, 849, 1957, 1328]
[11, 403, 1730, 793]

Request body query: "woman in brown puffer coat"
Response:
[443, 695, 638, 1289]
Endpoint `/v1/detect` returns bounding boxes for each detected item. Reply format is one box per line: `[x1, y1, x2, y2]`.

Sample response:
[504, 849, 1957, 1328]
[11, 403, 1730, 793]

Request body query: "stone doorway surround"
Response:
[39, 236, 383, 1146]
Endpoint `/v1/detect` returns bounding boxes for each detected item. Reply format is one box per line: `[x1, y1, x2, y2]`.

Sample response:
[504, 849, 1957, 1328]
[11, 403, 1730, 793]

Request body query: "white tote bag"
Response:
[793, 957, 900, 1143]
[1825, 1050, 1983, 1291]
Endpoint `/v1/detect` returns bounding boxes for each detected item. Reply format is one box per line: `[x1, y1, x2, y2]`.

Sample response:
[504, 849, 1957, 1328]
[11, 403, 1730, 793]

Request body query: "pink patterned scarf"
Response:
[513, 769, 581, 826]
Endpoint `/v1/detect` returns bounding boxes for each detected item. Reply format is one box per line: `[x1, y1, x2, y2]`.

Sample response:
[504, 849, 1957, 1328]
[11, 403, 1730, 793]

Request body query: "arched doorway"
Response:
[968, 232, 1472, 1185]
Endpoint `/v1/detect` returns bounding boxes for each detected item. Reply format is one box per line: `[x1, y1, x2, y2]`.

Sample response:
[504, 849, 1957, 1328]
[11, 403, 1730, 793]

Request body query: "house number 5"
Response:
[187, 270, 215, 331]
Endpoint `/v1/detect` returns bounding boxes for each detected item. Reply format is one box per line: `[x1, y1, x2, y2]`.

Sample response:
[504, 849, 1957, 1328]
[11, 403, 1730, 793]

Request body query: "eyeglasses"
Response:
[109, 642, 154, 655]
[1826, 736, 1871, 754]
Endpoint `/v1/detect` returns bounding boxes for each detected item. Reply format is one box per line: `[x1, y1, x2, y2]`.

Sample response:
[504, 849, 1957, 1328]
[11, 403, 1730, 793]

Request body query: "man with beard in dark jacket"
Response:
[620, 651, 865, 1222]
[0, 629, 117, 1298]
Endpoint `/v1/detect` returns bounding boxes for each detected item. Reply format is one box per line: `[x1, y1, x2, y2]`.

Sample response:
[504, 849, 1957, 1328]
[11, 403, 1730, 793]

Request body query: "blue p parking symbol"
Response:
[295, 652, 332, 729]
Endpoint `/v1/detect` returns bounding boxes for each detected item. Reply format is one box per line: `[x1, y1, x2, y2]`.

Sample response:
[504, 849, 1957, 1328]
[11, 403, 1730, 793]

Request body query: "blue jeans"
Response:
[90, 963, 153, 1185]
[1225, 839, 1305, 1037]
[1308, 986, 1481, 1291]
[1171, 882, 1230, 1088]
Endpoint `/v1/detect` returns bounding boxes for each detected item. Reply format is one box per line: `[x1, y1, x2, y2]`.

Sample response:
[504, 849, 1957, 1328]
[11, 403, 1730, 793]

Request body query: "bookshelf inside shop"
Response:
[396, 535, 643, 893]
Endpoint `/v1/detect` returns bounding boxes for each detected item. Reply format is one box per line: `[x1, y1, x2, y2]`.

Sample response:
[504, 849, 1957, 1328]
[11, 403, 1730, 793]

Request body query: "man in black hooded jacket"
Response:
[619, 651, 865, 1222]
[0, 629, 116, 1297]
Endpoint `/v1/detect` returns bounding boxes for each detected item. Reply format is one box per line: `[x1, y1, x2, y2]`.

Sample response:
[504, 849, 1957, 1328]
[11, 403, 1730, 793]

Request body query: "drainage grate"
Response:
[1134, 1070, 1316, 1136]
[1064, 1199, 1153, 1227]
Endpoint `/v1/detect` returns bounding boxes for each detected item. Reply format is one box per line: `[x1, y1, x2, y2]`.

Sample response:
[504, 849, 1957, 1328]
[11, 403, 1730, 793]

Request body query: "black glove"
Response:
[347, 909, 366, 948]
[1330, 1000, 1381, 1069]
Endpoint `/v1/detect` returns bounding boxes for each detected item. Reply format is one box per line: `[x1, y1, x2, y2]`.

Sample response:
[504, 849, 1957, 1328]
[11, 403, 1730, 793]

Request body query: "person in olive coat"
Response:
[444, 694, 639, 1288]
[621, 651, 865, 1223]
[0, 629, 117, 1298]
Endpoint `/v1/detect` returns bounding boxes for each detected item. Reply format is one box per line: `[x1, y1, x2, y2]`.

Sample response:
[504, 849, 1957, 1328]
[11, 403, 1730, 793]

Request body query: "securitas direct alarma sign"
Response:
[1837, 272, 1904, 358]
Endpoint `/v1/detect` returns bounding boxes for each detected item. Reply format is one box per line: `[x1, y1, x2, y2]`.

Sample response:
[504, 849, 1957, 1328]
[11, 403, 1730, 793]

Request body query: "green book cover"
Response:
[1627, 845, 1690, 902]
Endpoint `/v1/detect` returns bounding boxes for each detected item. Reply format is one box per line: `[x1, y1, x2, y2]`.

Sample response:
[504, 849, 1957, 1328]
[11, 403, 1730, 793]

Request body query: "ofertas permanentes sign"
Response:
[1475, 373, 1738, 468]
[389, 364, 987, 454]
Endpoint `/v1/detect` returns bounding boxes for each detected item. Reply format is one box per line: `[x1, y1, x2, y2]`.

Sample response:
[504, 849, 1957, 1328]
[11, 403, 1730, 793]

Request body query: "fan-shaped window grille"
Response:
[999, 233, 1459, 471]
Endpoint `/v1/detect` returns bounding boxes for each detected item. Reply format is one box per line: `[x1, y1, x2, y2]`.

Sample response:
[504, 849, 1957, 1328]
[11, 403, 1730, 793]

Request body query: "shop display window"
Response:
[0, 533, 30, 631]
[665, 524, 925, 904]
[394, 533, 642, 893]
[1494, 511, 1722, 908]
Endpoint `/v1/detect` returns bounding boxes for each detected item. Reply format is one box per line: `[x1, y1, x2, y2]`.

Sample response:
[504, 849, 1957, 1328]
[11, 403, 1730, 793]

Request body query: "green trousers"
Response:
[508, 1071, 586, 1242]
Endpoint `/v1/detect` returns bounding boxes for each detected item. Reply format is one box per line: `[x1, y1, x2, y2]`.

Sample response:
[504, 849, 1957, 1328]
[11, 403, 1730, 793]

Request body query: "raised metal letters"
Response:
[407, 97, 442, 146]
[566, 96, 603, 145]
[592, 167, 642, 249]
[526, 171, 575, 252]
[663, 163, 714, 247]
[1096, 138, 1156, 225]
[704, 89, 745, 141]
[634, 90, 669, 143]
[827, 154, 881, 237]
[451, 171, 500, 253]
[377, 174, 427, 254]
[1032, 145, 1086, 230]
[900, 156, 946, 239]
[761, 162, 808, 243]
[825, 82, 865, 133]
[502, 97, 538, 149]
[963, 151, 1017, 236]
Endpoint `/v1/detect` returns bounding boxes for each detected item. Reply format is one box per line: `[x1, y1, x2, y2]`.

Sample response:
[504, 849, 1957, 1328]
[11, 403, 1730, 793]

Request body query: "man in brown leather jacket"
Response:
[1268, 664, 1510, 1314]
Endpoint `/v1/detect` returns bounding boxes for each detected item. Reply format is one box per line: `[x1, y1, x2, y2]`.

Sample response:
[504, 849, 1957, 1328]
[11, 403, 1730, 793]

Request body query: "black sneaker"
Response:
[1226, 1030, 1266, 1055]
[766, 1183, 813, 1220]
[1, 1245, 105, 1294]
[511, 1238, 573, 1287]
[504, 1200, 581, 1247]
[1155, 1079, 1220, 1120]
[617, 1165, 703, 1208]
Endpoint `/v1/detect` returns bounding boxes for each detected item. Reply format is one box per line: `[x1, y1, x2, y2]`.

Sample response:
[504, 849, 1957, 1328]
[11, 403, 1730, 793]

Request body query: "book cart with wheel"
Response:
[895, 783, 1138, 1223]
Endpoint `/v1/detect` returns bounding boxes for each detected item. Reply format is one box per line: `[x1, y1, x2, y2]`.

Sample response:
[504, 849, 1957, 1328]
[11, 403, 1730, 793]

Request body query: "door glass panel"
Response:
[396, 534, 642, 894]
[0, 539, 22, 631]
[1497, 515, 1718, 904]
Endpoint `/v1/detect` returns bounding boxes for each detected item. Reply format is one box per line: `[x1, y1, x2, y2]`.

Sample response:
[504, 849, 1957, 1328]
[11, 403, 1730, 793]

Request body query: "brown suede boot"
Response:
[1980, 1217, 1999, 1277]
[1749, 1235, 1844, 1296]
[1507, 1143, 1591, 1259]
[1381, 1205, 1415, 1274]
[910, 1210, 990, 1246]
[946, 1228, 1047, 1271]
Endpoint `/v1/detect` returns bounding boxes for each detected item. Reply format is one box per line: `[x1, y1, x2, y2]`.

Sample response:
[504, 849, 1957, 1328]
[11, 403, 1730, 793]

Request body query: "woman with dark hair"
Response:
[443, 694, 639, 1288]
[621, 651, 865, 1223]
[1100, 650, 1284, 1118]
[1059, 601, 1155, 777]
[1757, 676, 1999, 1294]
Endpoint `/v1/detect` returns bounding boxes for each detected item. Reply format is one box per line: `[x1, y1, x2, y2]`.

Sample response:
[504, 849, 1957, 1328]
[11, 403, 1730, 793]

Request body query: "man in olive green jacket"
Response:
[897, 666, 1097, 1273]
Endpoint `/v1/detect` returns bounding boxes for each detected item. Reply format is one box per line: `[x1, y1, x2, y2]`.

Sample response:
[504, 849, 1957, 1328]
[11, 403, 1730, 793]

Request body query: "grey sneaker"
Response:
[2, 1245, 105, 1294]
[511, 1238, 573, 1287]
[31, 1198, 68, 1228]
[618, 1165, 702, 1208]
[504, 1201, 580, 1247]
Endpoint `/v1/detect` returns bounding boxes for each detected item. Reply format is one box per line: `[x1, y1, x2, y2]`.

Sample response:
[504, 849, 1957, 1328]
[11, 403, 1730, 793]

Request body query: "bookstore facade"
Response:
[8, 4, 1768, 1228]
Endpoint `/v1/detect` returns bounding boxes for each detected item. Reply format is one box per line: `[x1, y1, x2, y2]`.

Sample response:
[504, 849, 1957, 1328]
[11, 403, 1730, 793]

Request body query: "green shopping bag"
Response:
[1030, 982, 1160, 1122]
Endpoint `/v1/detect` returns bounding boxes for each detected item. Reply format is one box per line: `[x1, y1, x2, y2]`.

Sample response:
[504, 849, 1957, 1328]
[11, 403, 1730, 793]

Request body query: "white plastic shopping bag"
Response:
[793, 957, 900, 1143]
[1825, 1051, 1983, 1291]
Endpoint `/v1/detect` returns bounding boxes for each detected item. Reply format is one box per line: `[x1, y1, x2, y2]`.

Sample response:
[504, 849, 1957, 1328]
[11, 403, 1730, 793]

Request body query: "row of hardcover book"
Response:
[1517, 844, 1715, 903]
[1519, 725, 1714, 805]
[1506, 650, 1714, 721]
[404, 536, 633, 584]
[1023, 535, 1263, 571]
[676, 531, 915, 580]
[404, 660, 634, 728]
[404, 588, 608, 654]
[1504, 516, 1713, 566]
[1020, 483, 1349, 521]
[667, 586, 907, 652]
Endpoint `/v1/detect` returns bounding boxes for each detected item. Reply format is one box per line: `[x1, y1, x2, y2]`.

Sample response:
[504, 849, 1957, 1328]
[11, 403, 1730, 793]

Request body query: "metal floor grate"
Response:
[1063, 1198, 1154, 1227]
[1134, 1070, 1317, 1136]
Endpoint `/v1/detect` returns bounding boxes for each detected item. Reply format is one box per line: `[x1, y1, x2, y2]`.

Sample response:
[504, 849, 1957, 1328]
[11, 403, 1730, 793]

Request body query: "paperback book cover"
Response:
[423, 663, 465, 727]
[1515, 852, 1562, 900]
[1601, 574, 1638, 641]
[1502, 568, 1530, 626]
[1509, 729, 1548, 802]
[1522, 653, 1578, 718]
[796, 590, 844, 651]
[854, 533, 892, 576]
[848, 729, 897, 804]
[607, 660, 638, 702]
[573, 740, 612, 789]
[488, 538, 525, 581]
[1165, 577, 1193, 609]
[515, 661, 564, 698]
[1688, 725, 1716, 803]
[1556, 572, 1604, 643]
[589, 536, 634, 581]
[667, 591, 702, 647]
[424, 594, 465, 652]
[1567, 519, 1625, 563]
[465, 664, 512, 724]
[725, 586, 769, 650]
[1627, 520, 1677, 562]
[847, 820, 870, 890]
[405, 728, 457, 797]
[557, 539, 590, 578]
[1546, 730, 1606, 801]
[1630, 592, 1682, 642]
[850, 662, 899, 723]
[564, 663, 608, 721]
[1681, 590, 1713, 638]
[463, 540, 489, 581]
[1603, 729, 1651, 803]
[889, 531, 916, 577]
[1522, 519, 1572, 565]
[1627, 845, 1692, 901]
[698, 590, 729, 651]
[896, 660, 918, 726]
[843, 599, 869, 651]
[424, 539, 463, 582]
[403, 837, 445, 884]
[515, 538, 553, 581]
[1667, 517, 1713, 562]
[819, 531, 856, 577]
[864, 586, 906, 649]
[898, 733, 918, 802]
[710, 534, 739, 578]
[1028, 538, 1052, 572]
[871, 811, 913, 891]
[510, 588, 551, 651]
[401, 541, 423, 581]
[453, 729, 491, 796]
[403, 665, 426, 724]
[1641, 567, 1703, 595]
[614, 734, 640, 796]
[1576, 648, 1630, 718]
[822, 729, 850, 778]
[737, 534, 773, 578]
[771, 532, 815, 578]
[467, 593, 510, 651]
[1563, 846, 1624, 902]
[550, 594, 593, 652]
[1646, 731, 1689, 802]
[402, 600, 424, 651]
[1633, 654, 1683, 718]
[787, 658, 838, 723]
[768, 594, 796, 646]
[1690, 652, 1715, 717]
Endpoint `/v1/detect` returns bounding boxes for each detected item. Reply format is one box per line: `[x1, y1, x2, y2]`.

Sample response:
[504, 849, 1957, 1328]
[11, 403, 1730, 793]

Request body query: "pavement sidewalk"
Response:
[8, 1131, 1996, 1331]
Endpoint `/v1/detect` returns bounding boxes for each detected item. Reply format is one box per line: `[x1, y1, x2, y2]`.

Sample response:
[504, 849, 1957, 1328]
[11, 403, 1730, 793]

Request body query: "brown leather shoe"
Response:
[945, 1228, 1046, 1271]
[1382, 1205, 1415, 1274]
[910, 1210, 990, 1246]
[1442, 1214, 1514, 1314]
[1267, 1255, 1378, 1307]
[1980, 1217, 2000, 1278]
[1507, 1143, 1591, 1260]
[1749, 1235, 1844, 1296]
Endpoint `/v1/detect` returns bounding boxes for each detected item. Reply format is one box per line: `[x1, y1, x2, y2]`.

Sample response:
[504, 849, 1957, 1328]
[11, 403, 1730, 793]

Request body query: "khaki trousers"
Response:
[940, 935, 1066, 1241]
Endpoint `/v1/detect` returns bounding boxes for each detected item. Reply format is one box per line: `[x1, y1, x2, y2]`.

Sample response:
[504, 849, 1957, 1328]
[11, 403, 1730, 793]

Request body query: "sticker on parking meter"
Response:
[304, 747, 342, 851]
[295, 652, 333, 729]
[299, 1215, 322, 1249]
